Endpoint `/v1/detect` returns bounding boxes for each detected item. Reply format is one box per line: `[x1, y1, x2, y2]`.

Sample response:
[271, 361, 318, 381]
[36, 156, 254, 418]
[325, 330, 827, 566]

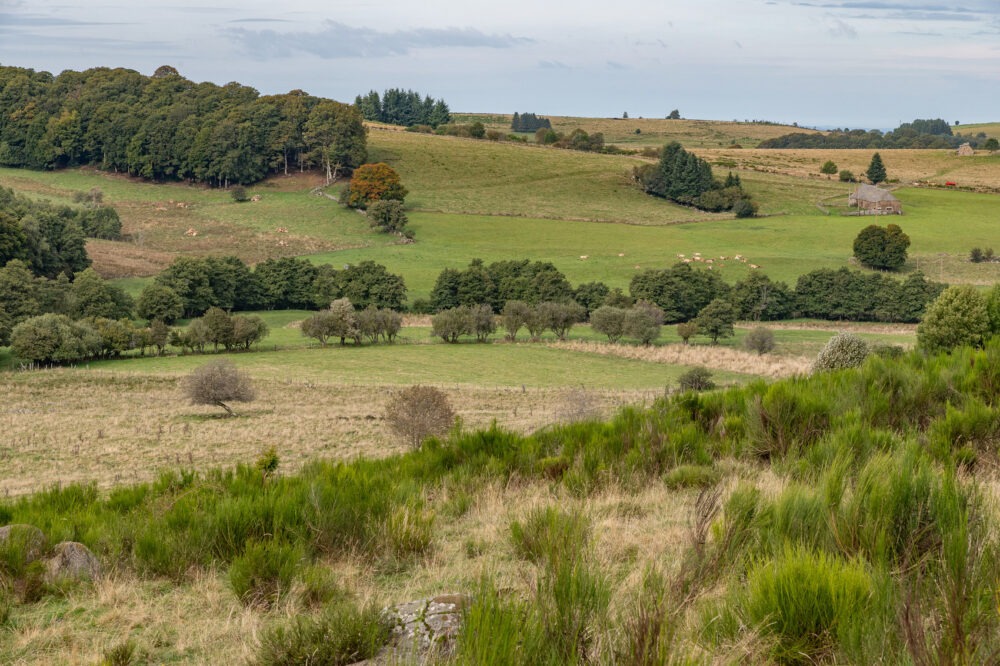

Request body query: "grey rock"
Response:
[0, 524, 47, 563]
[44, 541, 102, 582]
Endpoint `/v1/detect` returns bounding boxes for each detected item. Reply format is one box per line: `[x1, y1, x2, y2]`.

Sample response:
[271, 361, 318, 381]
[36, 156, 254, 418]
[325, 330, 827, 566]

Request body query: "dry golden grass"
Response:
[698, 148, 1000, 190]
[0, 369, 658, 497]
[457, 113, 819, 149]
[550, 340, 812, 379]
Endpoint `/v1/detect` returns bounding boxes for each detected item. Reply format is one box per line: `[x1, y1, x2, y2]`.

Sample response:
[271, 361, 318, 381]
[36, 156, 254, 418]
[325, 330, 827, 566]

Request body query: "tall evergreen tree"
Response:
[867, 152, 887, 184]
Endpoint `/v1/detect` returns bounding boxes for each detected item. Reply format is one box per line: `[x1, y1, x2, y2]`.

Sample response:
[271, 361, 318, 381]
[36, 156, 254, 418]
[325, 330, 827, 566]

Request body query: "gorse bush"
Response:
[255, 600, 391, 666]
[743, 546, 874, 664]
[509, 507, 591, 567]
[228, 540, 303, 608]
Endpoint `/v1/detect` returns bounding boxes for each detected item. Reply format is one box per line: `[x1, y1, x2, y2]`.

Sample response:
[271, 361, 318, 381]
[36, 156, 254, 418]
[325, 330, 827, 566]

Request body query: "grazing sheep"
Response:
[579, 255, 589, 260]
[749, 264, 760, 269]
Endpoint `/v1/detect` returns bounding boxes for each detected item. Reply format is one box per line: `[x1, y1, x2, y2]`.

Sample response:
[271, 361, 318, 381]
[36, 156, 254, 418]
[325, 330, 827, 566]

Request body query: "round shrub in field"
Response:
[184, 359, 256, 416]
[384, 385, 455, 449]
[813, 333, 869, 372]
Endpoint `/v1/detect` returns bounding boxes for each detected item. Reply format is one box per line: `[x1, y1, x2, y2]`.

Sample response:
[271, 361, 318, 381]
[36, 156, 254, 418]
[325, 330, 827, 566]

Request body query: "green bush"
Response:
[677, 367, 715, 392]
[743, 326, 775, 355]
[228, 540, 303, 608]
[510, 506, 591, 567]
[254, 601, 391, 666]
[743, 546, 872, 664]
[747, 381, 830, 459]
[664, 464, 721, 489]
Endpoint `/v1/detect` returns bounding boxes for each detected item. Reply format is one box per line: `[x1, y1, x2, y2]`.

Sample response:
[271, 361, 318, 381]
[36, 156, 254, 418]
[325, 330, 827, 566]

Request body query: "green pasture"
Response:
[84, 341, 747, 388]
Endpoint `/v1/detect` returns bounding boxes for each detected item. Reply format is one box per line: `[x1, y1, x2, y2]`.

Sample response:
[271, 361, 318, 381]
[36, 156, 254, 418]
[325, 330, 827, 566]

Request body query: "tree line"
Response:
[759, 118, 990, 150]
[354, 89, 451, 128]
[511, 113, 551, 132]
[0, 64, 368, 186]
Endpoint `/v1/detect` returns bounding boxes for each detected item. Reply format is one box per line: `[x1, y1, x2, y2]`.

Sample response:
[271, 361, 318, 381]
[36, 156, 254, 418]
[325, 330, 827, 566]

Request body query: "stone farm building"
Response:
[849, 184, 902, 215]
[957, 143, 974, 156]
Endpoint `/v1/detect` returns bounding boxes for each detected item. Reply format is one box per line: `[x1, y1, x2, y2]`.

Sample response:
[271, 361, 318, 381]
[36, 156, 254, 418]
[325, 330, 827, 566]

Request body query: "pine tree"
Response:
[867, 152, 887, 184]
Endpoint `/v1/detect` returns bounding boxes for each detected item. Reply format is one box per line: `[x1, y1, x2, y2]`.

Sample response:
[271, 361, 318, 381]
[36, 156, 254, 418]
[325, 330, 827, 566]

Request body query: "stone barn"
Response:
[957, 142, 974, 156]
[849, 184, 902, 215]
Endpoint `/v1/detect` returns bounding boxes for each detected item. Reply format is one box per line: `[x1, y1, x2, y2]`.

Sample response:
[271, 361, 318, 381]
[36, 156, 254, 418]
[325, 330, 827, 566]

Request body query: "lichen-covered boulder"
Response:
[44, 541, 102, 582]
[374, 593, 471, 663]
[0, 524, 47, 563]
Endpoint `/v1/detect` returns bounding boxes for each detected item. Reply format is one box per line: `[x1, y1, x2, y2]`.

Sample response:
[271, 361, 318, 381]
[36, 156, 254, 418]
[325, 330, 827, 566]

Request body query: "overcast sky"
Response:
[1, 0, 998, 128]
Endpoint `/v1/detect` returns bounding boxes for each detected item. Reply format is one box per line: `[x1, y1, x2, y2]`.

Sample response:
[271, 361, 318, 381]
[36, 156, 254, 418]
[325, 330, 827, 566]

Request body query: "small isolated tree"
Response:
[820, 160, 838, 175]
[231, 186, 249, 203]
[743, 326, 775, 355]
[676, 321, 698, 345]
[984, 137, 999, 151]
[184, 359, 255, 416]
[733, 198, 758, 219]
[694, 298, 736, 344]
[917, 285, 990, 354]
[346, 163, 408, 209]
[813, 332, 869, 372]
[866, 152, 887, 185]
[667, 109, 681, 120]
[367, 199, 408, 234]
[839, 169, 855, 183]
[384, 385, 455, 449]
[678, 367, 715, 392]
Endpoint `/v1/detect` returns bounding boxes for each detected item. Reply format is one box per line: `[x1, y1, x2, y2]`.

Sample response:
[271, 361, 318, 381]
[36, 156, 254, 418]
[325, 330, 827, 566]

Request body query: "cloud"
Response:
[606, 61, 628, 70]
[826, 16, 858, 37]
[538, 60, 572, 70]
[225, 20, 531, 60]
[227, 18, 293, 24]
[0, 11, 129, 27]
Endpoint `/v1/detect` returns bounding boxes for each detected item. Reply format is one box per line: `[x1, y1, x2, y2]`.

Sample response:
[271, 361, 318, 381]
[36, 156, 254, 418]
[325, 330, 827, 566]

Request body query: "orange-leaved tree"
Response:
[346, 162, 408, 209]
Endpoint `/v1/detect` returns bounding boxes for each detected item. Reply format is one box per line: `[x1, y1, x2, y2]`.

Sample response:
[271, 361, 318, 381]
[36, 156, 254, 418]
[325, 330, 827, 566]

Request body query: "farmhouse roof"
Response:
[852, 184, 898, 203]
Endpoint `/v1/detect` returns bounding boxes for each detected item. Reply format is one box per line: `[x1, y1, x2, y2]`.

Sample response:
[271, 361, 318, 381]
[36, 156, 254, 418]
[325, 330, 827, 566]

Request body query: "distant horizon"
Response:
[2, 1, 998, 130]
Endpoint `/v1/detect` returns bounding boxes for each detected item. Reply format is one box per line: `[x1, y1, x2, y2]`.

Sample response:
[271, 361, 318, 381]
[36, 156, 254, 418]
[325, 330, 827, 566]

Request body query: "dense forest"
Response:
[0, 65, 367, 186]
[760, 118, 988, 149]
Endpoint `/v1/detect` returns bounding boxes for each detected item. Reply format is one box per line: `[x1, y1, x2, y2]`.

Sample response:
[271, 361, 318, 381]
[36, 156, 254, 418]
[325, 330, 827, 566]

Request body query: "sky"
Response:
[1, 0, 998, 128]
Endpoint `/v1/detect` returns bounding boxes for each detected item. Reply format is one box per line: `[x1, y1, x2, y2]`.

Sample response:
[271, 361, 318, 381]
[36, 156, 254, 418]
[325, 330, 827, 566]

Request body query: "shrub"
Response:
[813, 333, 869, 371]
[501, 300, 532, 341]
[432, 306, 472, 343]
[184, 359, 256, 416]
[664, 464, 721, 489]
[839, 169, 855, 183]
[10, 313, 102, 364]
[228, 540, 302, 608]
[747, 381, 831, 459]
[743, 546, 873, 664]
[677, 367, 715, 392]
[743, 327, 775, 355]
[970, 247, 984, 263]
[367, 199, 408, 233]
[732, 198, 758, 218]
[676, 322, 698, 344]
[623, 302, 664, 345]
[384, 385, 455, 449]
[590, 306, 628, 343]
[917, 285, 991, 354]
[378, 503, 435, 562]
[510, 507, 592, 567]
[537, 301, 585, 340]
[254, 601, 391, 666]
[231, 186, 249, 202]
[820, 160, 838, 175]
